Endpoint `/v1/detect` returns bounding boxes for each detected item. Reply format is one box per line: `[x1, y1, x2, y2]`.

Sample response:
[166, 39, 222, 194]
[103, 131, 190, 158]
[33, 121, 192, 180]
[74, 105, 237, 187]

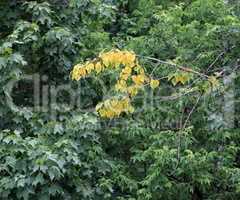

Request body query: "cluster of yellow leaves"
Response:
[168, 71, 192, 86]
[100, 50, 136, 67]
[115, 62, 159, 97]
[71, 61, 102, 81]
[71, 49, 160, 118]
[208, 76, 220, 89]
[115, 65, 153, 96]
[96, 97, 134, 118]
[199, 75, 220, 94]
[71, 49, 137, 81]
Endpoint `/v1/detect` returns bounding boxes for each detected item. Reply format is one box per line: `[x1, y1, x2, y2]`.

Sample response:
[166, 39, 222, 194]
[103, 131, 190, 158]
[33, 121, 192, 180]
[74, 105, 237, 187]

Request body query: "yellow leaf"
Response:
[95, 62, 103, 74]
[85, 63, 94, 73]
[95, 103, 103, 111]
[127, 86, 139, 97]
[132, 75, 145, 86]
[150, 79, 160, 89]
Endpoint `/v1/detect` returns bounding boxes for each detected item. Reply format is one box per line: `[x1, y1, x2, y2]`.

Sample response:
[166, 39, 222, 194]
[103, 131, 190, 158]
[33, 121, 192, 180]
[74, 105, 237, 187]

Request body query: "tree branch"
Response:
[138, 55, 209, 79]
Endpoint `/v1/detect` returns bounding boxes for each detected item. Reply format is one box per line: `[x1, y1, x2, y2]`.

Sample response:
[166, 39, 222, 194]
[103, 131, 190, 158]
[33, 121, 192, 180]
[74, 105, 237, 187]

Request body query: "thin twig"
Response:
[206, 51, 225, 72]
[183, 95, 202, 129]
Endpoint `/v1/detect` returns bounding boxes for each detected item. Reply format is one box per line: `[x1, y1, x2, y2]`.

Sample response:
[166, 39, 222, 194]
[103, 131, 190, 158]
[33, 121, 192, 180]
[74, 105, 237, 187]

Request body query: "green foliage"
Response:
[1, 0, 240, 199]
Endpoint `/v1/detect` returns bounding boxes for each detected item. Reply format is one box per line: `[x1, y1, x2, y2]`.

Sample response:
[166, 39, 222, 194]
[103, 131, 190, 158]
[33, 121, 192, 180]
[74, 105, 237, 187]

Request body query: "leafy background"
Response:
[1, 0, 240, 199]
